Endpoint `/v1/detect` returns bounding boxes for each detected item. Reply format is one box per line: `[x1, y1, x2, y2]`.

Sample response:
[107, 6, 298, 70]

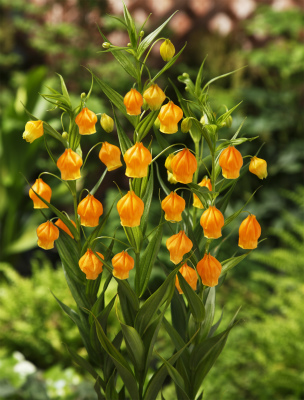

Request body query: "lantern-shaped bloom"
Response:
[23, 120, 44, 143]
[112, 251, 134, 280]
[117, 191, 144, 227]
[99, 142, 122, 171]
[175, 263, 198, 294]
[171, 149, 197, 184]
[219, 146, 243, 179]
[249, 156, 268, 179]
[57, 148, 83, 180]
[100, 113, 114, 133]
[193, 177, 212, 209]
[123, 88, 143, 116]
[123, 142, 152, 178]
[77, 194, 103, 227]
[161, 192, 185, 222]
[166, 230, 193, 264]
[55, 219, 77, 239]
[79, 249, 104, 280]
[165, 153, 174, 172]
[29, 178, 52, 209]
[158, 101, 183, 134]
[143, 84, 166, 111]
[238, 214, 261, 249]
[37, 221, 59, 250]
[160, 39, 175, 62]
[200, 206, 224, 239]
[197, 253, 222, 287]
[75, 107, 97, 135]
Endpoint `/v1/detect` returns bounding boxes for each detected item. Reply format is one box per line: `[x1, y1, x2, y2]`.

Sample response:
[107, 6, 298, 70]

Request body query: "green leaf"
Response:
[123, 1, 138, 48]
[142, 313, 163, 377]
[216, 102, 242, 126]
[215, 136, 258, 152]
[56, 73, 71, 107]
[199, 287, 215, 341]
[201, 66, 246, 95]
[140, 165, 154, 234]
[177, 272, 205, 323]
[187, 183, 212, 208]
[155, 162, 170, 195]
[120, 323, 145, 371]
[113, 109, 133, 154]
[117, 280, 139, 326]
[220, 251, 251, 276]
[153, 126, 171, 156]
[195, 55, 208, 96]
[105, 371, 118, 400]
[55, 233, 83, 281]
[136, 110, 159, 142]
[170, 292, 187, 341]
[151, 43, 187, 83]
[216, 181, 237, 214]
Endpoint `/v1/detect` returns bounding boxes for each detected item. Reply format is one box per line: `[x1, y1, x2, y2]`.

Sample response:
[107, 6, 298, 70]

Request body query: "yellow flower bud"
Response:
[23, 120, 44, 143]
[100, 113, 114, 133]
[160, 39, 175, 62]
[249, 156, 268, 179]
[165, 153, 175, 172]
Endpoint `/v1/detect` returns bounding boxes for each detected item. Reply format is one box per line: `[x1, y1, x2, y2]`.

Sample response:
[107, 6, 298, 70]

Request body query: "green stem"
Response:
[135, 251, 140, 296]
[192, 140, 200, 229]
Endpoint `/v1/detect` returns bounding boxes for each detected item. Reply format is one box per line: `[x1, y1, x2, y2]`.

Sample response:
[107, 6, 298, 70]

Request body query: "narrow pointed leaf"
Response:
[200, 287, 215, 341]
[136, 110, 159, 141]
[177, 272, 205, 322]
[113, 109, 133, 154]
[151, 43, 187, 83]
[120, 323, 145, 371]
[220, 251, 251, 276]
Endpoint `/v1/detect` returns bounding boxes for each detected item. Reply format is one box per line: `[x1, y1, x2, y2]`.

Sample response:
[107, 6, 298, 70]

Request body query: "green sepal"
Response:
[136, 110, 159, 142]
[177, 272, 205, 323]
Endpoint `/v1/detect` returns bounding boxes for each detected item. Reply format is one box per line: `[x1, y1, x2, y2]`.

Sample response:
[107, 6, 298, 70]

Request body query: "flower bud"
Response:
[200, 115, 206, 125]
[117, 191, 144, 227]
[75, 107, 97, 135]
[102, 42, 110, 49]
[249, 156, 267, 179]
[79, 249, 104, 280]
[123, 88, 143, 116]
[142, 98, 150, 111]
[181, 117, 192, 133]
[55, 219, 76, 239]
[161, 192, 185, 222]
[158, 101, 183, 134]
[57, 148, 83, 181]
[29, 178, 52, 209]
[200, 206, 224, 239]
[23, 120, 44, 143]
[160, 39, 175, 61]
[99, 142, 122, 171]
[171, 149, 197, 184]
[197, 253, 222, 287]
[204, 124, 218, 135]
[127, 43, 132, 47]
[193, 177, 212, 209]
[37, 221, 59, 250]
[167, 171, 178, 184]
[221, 116, 232, 128]
[219, 145, 243, 179]
[166, 230, 193, 264]
[143, 84, 166, 111]
[165, 153, 174, 172]
[81, 92, 86, 99]
[139, 30, 144, 37]
[112, 251, 134, 280]
[62, 131, 68, 140]
[123, 142, 152, 178]
[175, 263, 198, 294]
[77, 194, 103, 227]
[100, 113, 114, 133]
[238, 214, 261, 249]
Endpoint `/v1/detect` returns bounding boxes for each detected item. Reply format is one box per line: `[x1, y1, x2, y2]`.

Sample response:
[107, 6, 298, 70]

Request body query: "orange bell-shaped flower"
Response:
[29, 178, 52, 209]
[99, 142, 122, 171]
[75, 107, 97, 135]
[123, 142, 152, 178]
[193, 177, 212, 209]
[175, 263, 198, 294]
[57, 148, 83, 180]
[238, 214, 261, 249]
[158, 101, 183, 134]
[166, 230, 193, 264]
[123, 88, 143, 115]
[197, 253, 222, 287]
[55, 218, 77, 238]
[77, 194, 103, 227]
[161, 192, 185, 222]
[112, 251, 134, 280]
[219, 145, 243, 179]
[171, 149, 197, 184]
[23, 120, 44, 143]
[249, 156, 268, 179]
[37, 221, 59, 250]
[200, 206, 224, 239]
[79, 249, 104, 280]
[143, 84, 166, 111]
[117, 191, 144, 227]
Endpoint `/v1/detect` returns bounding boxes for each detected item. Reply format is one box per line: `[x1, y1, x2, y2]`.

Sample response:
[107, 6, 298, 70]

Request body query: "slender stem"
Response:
[192, 140, 200, 229]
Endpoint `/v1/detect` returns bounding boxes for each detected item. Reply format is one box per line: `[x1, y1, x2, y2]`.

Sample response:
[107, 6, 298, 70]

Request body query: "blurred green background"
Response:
[0, 0, 303, 399]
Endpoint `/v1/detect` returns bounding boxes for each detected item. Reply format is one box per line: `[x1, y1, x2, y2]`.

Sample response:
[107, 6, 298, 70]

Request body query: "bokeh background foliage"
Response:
[0, 0, 303, 399]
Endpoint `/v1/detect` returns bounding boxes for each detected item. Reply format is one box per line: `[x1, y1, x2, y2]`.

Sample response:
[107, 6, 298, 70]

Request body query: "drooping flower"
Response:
[123, 88, 143, 115]
[123, 142, 152, 178]
[75, 107, 97, 135]
[99, 142, 122, 171]
[55, 219, 76, 239]
[171, 149, 197, 184]
[238, 214, 261, 249]
[29, 178, 52, 209]
[143, 84, 166, 111]
[117, 191, 144, 227]
[200, 206, 224, 239]
[249, 156, 268, 179]
[37, 221, 59, 250]
[79, 249, 104, 280]
[77, 194, 103, 227]
[160, 39, 175, 61]
[175, 263, 198, 294]
[100, 113, 114, 133]
[112, 251, 134, 280]
[57, 148, 83, 180]
[219, 145, 243, 179]
[158, 101, 183, 134]
[193, 177, 212, 209]
[161, 192, 185, 222]
[23, 120, 44, 143]
[166, 230, 193, 264]
[197, 253, 222, 287]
